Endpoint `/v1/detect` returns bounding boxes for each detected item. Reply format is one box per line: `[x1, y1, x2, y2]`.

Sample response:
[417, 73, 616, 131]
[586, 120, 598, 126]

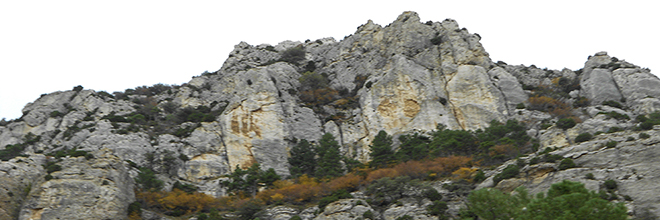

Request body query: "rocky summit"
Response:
[1, 11, 660, 219]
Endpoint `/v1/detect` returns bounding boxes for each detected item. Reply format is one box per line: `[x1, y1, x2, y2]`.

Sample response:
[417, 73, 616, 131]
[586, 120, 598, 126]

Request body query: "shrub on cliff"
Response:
[135, 168, 163, 191]
[556, 118, 576, 130]
[575, 133, 593, 143]
[280, 46, 305, 64]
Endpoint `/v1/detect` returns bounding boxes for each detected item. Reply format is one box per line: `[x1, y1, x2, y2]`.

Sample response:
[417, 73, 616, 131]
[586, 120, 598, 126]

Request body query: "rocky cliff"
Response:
[1, 11, 660, 219]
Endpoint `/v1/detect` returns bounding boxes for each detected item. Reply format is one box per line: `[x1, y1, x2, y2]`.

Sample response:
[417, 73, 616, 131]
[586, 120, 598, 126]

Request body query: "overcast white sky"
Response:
[1, 1, 657, 120]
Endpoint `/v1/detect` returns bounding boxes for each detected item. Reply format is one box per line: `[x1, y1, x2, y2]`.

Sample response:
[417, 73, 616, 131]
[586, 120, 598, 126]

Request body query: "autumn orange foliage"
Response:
[489, 144, 517, 157]
[134, 156, 474, 216]
[365, 168, 399, 183]
[452, 167, 478, 182]
[326, 173, 363, 192]
[300, 88, 339, 105]
[136, 189, 219, 214]
[425, 156, 473, 176]
[128, 212, 141, 220]
[528, 95, 573, 118]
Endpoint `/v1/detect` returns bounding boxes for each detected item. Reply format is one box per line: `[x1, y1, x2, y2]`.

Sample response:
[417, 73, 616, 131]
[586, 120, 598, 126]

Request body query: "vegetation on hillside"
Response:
[465, 180, 627, 220]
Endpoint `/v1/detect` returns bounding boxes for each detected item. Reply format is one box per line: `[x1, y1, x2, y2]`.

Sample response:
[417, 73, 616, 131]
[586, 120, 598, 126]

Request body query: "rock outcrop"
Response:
[18, 149, 134, 220]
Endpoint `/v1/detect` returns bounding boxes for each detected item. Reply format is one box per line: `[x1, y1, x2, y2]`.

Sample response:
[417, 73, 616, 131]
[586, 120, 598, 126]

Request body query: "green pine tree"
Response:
[220, 163, 268, 196]
[369, 130, 395, 168]
[288, 139, 316, 177]
[315, 133, 344, 178]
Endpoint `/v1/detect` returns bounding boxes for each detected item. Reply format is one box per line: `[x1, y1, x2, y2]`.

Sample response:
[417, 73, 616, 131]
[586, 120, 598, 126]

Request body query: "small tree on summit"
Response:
[369, 130, 395, 168]
[280, 46, 306, 65]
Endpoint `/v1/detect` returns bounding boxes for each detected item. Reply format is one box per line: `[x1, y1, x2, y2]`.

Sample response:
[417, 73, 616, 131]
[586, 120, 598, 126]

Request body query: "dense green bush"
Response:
[637, 111, 660, 130]
[427, 200, 449, 217]
[135, 167, 163, 191]
[423, 188, 443, 201]
[366, 176, 416, 206]
[237, 199, 263, 220]
[318, 189, 352, 210]
[639, 133, 651, 139]
[605, 141, 618, 148]
[473, 170, 486, 183]
[0, 133, 43, 161]
[50, 111, 64, 118]
[395, 119, 531, 165]
[430, 35, 443, 45]
[430, 126, 479, 156]
[362, 211, 374, 219]
[493, 164, 519, 184]
[558, 158, 576, 170]
[556, 118, 576, 129]
[127, 201, 142, 217]
[44, 161, 62, 173]
[280, 46, 305, 64]
[604, 179, 618, 192]
[639, 121, 654, 130]
[220, 163, 281, 196]
[575, 133, 593, 143]
[395, 133, 431, 162]
[544, 154, 564, 163]
[607, 127, 622, 133]
[468, 180, 627, 220]
[602, 100, 623, 109]
[0, 144, 26, 161]
[600, 111, 630, 120]
[585, 173, 595, 180]
[73, 85, 84, 92]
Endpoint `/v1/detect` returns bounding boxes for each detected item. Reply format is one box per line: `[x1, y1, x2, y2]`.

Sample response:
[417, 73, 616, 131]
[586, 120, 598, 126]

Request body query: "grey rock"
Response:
[18, 149, 134, 220]
[580, 68, 623, 104]
[382, 197, 435, 220]
[299, 206, 320, 220]
[612, 68, 660, 105]
[446, 65, 507, 130]
[0, 155, 45, 219]
[488, 67, 528, 113]
[314, 199, 374, 220]
[261, 206, 299, 220]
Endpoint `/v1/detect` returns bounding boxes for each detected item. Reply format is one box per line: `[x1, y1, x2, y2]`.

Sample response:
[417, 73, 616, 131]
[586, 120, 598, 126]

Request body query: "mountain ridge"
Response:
[1, 11, 660, 219]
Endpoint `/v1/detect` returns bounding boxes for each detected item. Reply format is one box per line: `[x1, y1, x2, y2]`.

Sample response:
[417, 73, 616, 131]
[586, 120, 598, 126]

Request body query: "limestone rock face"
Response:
[359, 55, 455, 137]
[486, 129, 660, 218]
[18, 149, 134, 220]
[446, 65, 507, 130]
[580, 68, 623, 104]
[488, 67, 528, 113]
[0, 155, 45, 219]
